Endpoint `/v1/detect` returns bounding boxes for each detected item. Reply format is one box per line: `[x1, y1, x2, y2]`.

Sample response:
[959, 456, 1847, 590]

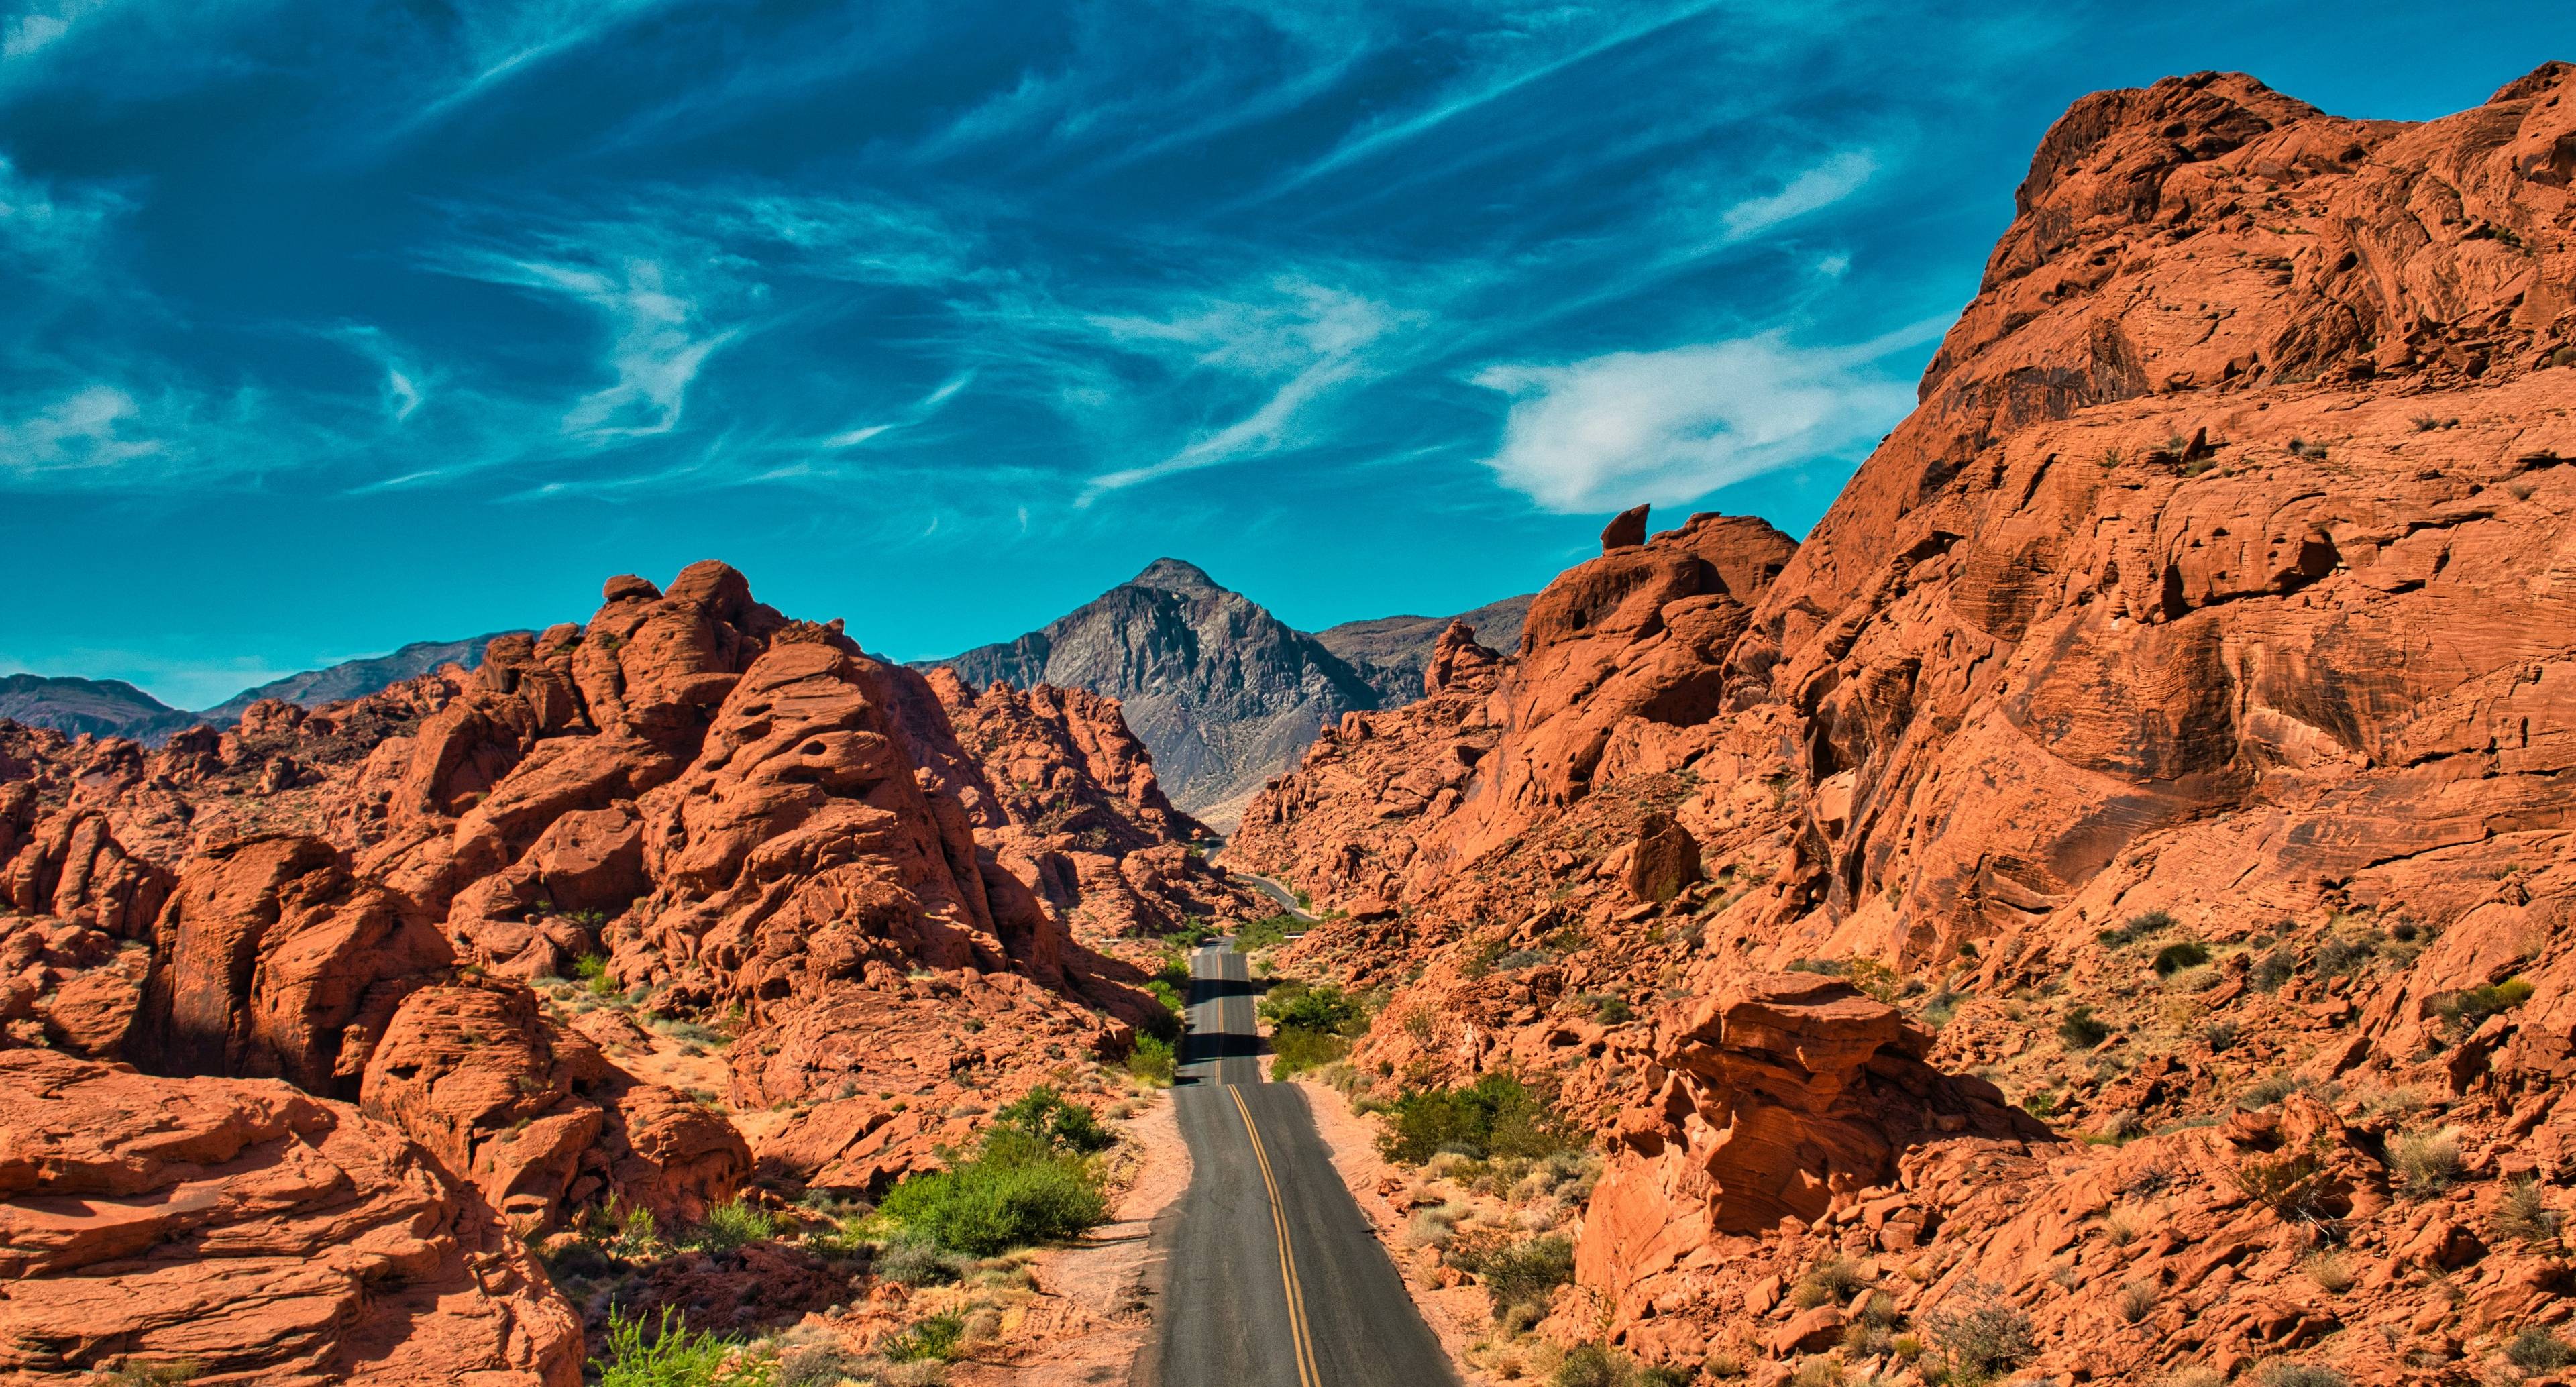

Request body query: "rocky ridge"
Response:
[0, 560, 1258, 1383]
[1233, 64, 2576, 1386]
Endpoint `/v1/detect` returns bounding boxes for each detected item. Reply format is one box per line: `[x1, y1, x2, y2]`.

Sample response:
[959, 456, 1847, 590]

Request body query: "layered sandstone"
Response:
[1242, 63, 2576, 1383]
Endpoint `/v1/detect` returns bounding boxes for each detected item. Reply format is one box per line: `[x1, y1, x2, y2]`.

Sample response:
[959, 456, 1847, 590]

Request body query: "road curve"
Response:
[1146, 942, 1456, 1387]
[1230, 871, 1316, 923]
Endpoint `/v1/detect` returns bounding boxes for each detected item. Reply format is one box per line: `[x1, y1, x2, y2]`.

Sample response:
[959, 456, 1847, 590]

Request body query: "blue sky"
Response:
[0, 1, 2563, 708]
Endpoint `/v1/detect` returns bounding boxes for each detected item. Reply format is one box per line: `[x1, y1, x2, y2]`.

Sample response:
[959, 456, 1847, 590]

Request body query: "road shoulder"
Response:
[1289, 1076, 1498, 1386]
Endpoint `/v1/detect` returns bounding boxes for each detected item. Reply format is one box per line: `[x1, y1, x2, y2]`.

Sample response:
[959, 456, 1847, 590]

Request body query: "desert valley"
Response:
[9, 52, 2576, 1387]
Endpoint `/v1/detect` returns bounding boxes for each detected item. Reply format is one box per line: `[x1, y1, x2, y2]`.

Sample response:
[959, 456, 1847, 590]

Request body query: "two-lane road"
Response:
[1148, 942, 1457, 1387]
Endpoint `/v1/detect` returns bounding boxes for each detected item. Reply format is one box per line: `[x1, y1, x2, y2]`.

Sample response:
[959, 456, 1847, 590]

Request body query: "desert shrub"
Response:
[1845, 957, 1907, 1003]
[101, 1363, 203, 1386]
[2239, 1072, 2304, 1109]
[2493, 1176, 2563, 1247]
[1258, 980, 1360, 1033]
[592, 1307, 767, 1387]
[1451, 1233, 1575, 1315]
[2233, 1148, 2330, 1218]
[2314, 933, 2379, 977]
[2507, 1325, 2575, 1370]
[2200, 1020, 2239, 1053]
[1576, 992, 1633, 1023]
[1786, 956, 1850, 977]
[2151, 941, 2210, 976]
[2100, 909, 2176, 947]
[2118, 1279, 2159, 1323]
[881, 1313, 965, 1363]
[993, 1087, 1114, 1156]
[2251, 1362, 2347, 1387]
[1232, 914, 1299, 953]
[2024, 1090, 2058, 1119]
[1127, 1033, 1176, 1085]
[2390, 1127, 2463, 1198]
[1921, 1280, 2034, 1383]
[777, 1346, 863, 1387]
[875, 1116, 1108, 1256]
[874, 1235, 962, 1286]
[1269, 1026, 1351, 1078]
[1554, 1343, 1633, 1387]
[1635, 1368, 1693, 1387]
[1841, 1290, 1899, 1355]
[2433, 977, 2535, 1026]
[1787, 1360, 1842, 1387]
[684, 1198, 782, 1253]
[2058, 1005, 2110, 1050]
[1791, 1253, 1866, 1309]
[2302, 1250, 2354, 1293]
[2251, 950, 2297, 991]
[1138, 980, 1183, 1044]
[1381, 1073, 1578, 1164]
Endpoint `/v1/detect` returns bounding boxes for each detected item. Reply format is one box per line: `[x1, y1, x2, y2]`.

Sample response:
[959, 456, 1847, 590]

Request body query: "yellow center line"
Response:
[1230, 1082, 1322, 1387]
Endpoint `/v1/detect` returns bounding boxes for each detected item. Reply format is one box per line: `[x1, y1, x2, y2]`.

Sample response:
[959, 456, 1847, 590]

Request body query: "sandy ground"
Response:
[1291, 1076, 1499, 1386]
[953, 1089, 1193, 1386]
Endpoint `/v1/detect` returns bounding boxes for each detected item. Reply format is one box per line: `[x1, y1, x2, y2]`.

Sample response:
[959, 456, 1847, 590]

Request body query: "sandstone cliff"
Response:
[1236, 63, 2576, 1386]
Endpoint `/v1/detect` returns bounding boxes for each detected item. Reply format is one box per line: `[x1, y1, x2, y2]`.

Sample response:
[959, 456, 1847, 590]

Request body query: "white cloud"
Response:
[1469, 327, 1934, 513]
[451, 253, 739, 441]
[0, 155, 129, 277]
[821, 370, 975, 449]
[0, 384, 160, 476]
[1081, 280, 1406, 496]
[2, 1, 113, 61]
[1719, 149, 1877, 241]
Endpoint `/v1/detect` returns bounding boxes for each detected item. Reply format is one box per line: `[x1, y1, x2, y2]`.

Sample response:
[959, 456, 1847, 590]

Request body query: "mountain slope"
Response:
[1312, 592, 1533, 704]
[2, 634, 515, 743]
[934, 559, 1386, 826]
[0, 674, 199, 742]
[198, 634, 518, 724]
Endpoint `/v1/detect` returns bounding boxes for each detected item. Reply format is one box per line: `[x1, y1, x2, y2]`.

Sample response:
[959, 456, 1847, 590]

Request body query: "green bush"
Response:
[875, 1113, 1110, 1257]
[993, 1086, 1114, 1156]
[881, 1313, 965, 1363]
[683, 1198, 781, 1253]
[1139, 979, 1184, 1043]
[2151, 940, 2210, 976]
[2434, 976, 2534, 1026]
[1380, 1073, 1577, 1164]
[1450, 1233, 1574, 1315]
[1127, 1033, 1176, 1085]
[1269, 1025, 1351, 1080]
[592, 1307, 769, 1387]
[1554, 1343, 1633, 1387]
[1260, 981, 1362, 1034]
[2057, 1005, 2110, 1050]
[1234, 914, 1299, 952]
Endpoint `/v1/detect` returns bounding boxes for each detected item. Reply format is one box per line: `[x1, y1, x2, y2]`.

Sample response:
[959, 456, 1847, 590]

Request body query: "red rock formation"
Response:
[1244, 64, 2576, 1380]
[0, 1048, 580, 1386]
[359, 980, 749, 1232]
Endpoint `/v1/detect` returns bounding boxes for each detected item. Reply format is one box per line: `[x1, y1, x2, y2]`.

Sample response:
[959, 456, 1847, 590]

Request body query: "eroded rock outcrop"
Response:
[0, 1048, 580, 1386]
[1244, 63, 2576, 1382]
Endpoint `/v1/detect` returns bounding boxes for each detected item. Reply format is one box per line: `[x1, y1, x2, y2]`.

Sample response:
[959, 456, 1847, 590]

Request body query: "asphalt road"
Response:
[1148, 942, 1458, 1387]
[1232, 871, 1317, 923]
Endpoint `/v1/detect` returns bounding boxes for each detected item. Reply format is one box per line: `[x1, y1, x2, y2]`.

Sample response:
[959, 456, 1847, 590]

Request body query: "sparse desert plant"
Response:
[2251, 1361, 2347, 1387]
[1790, 1253, 1866, 1309]
[2102, 1207, 2141, 1246]
[875, 1234, 963, 1286]
[2493, 1176, 2564, 1248]
[2507, 1324, 2575, 1370]
[1554, 1343, 1634, 1387]
[881, 1312, 965, 1363]
[2058, 1005, 2110, 1050]
[2302, 1249, 2355, 1293]
[591, 1306, 767, 1387]
[2118, 1278, 2159, 1324]
[1787, 1359, 1843, 1387]
[1921, 1280, 2034, 1383]
[2390, 1127, 2463, 1198]
[1127, 1033, 1176, 1085]
[684, 1197, 782, 1253]
[100, 1362, 203, 1387]
[2151, 940, 2210, 976]
[777, 1345, 864, 1387]
[2232, 1147, 2330, 1219]
[2433, 977, 2535, 1027]
[1451, 1233, 1576, 1317]
[2251, 950, 2298, 991]
[1380, 1072, 1578, 1164]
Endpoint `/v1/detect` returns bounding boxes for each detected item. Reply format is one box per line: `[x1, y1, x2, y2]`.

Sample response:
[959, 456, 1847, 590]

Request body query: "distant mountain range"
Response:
[3, 571, 1529, 823]
[928, 559, 1529, 827]
[0, 635, 517, 743]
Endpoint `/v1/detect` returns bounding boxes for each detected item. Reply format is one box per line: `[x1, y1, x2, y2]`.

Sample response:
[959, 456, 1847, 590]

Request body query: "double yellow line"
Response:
[1229, 1084, 1322, 1387]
